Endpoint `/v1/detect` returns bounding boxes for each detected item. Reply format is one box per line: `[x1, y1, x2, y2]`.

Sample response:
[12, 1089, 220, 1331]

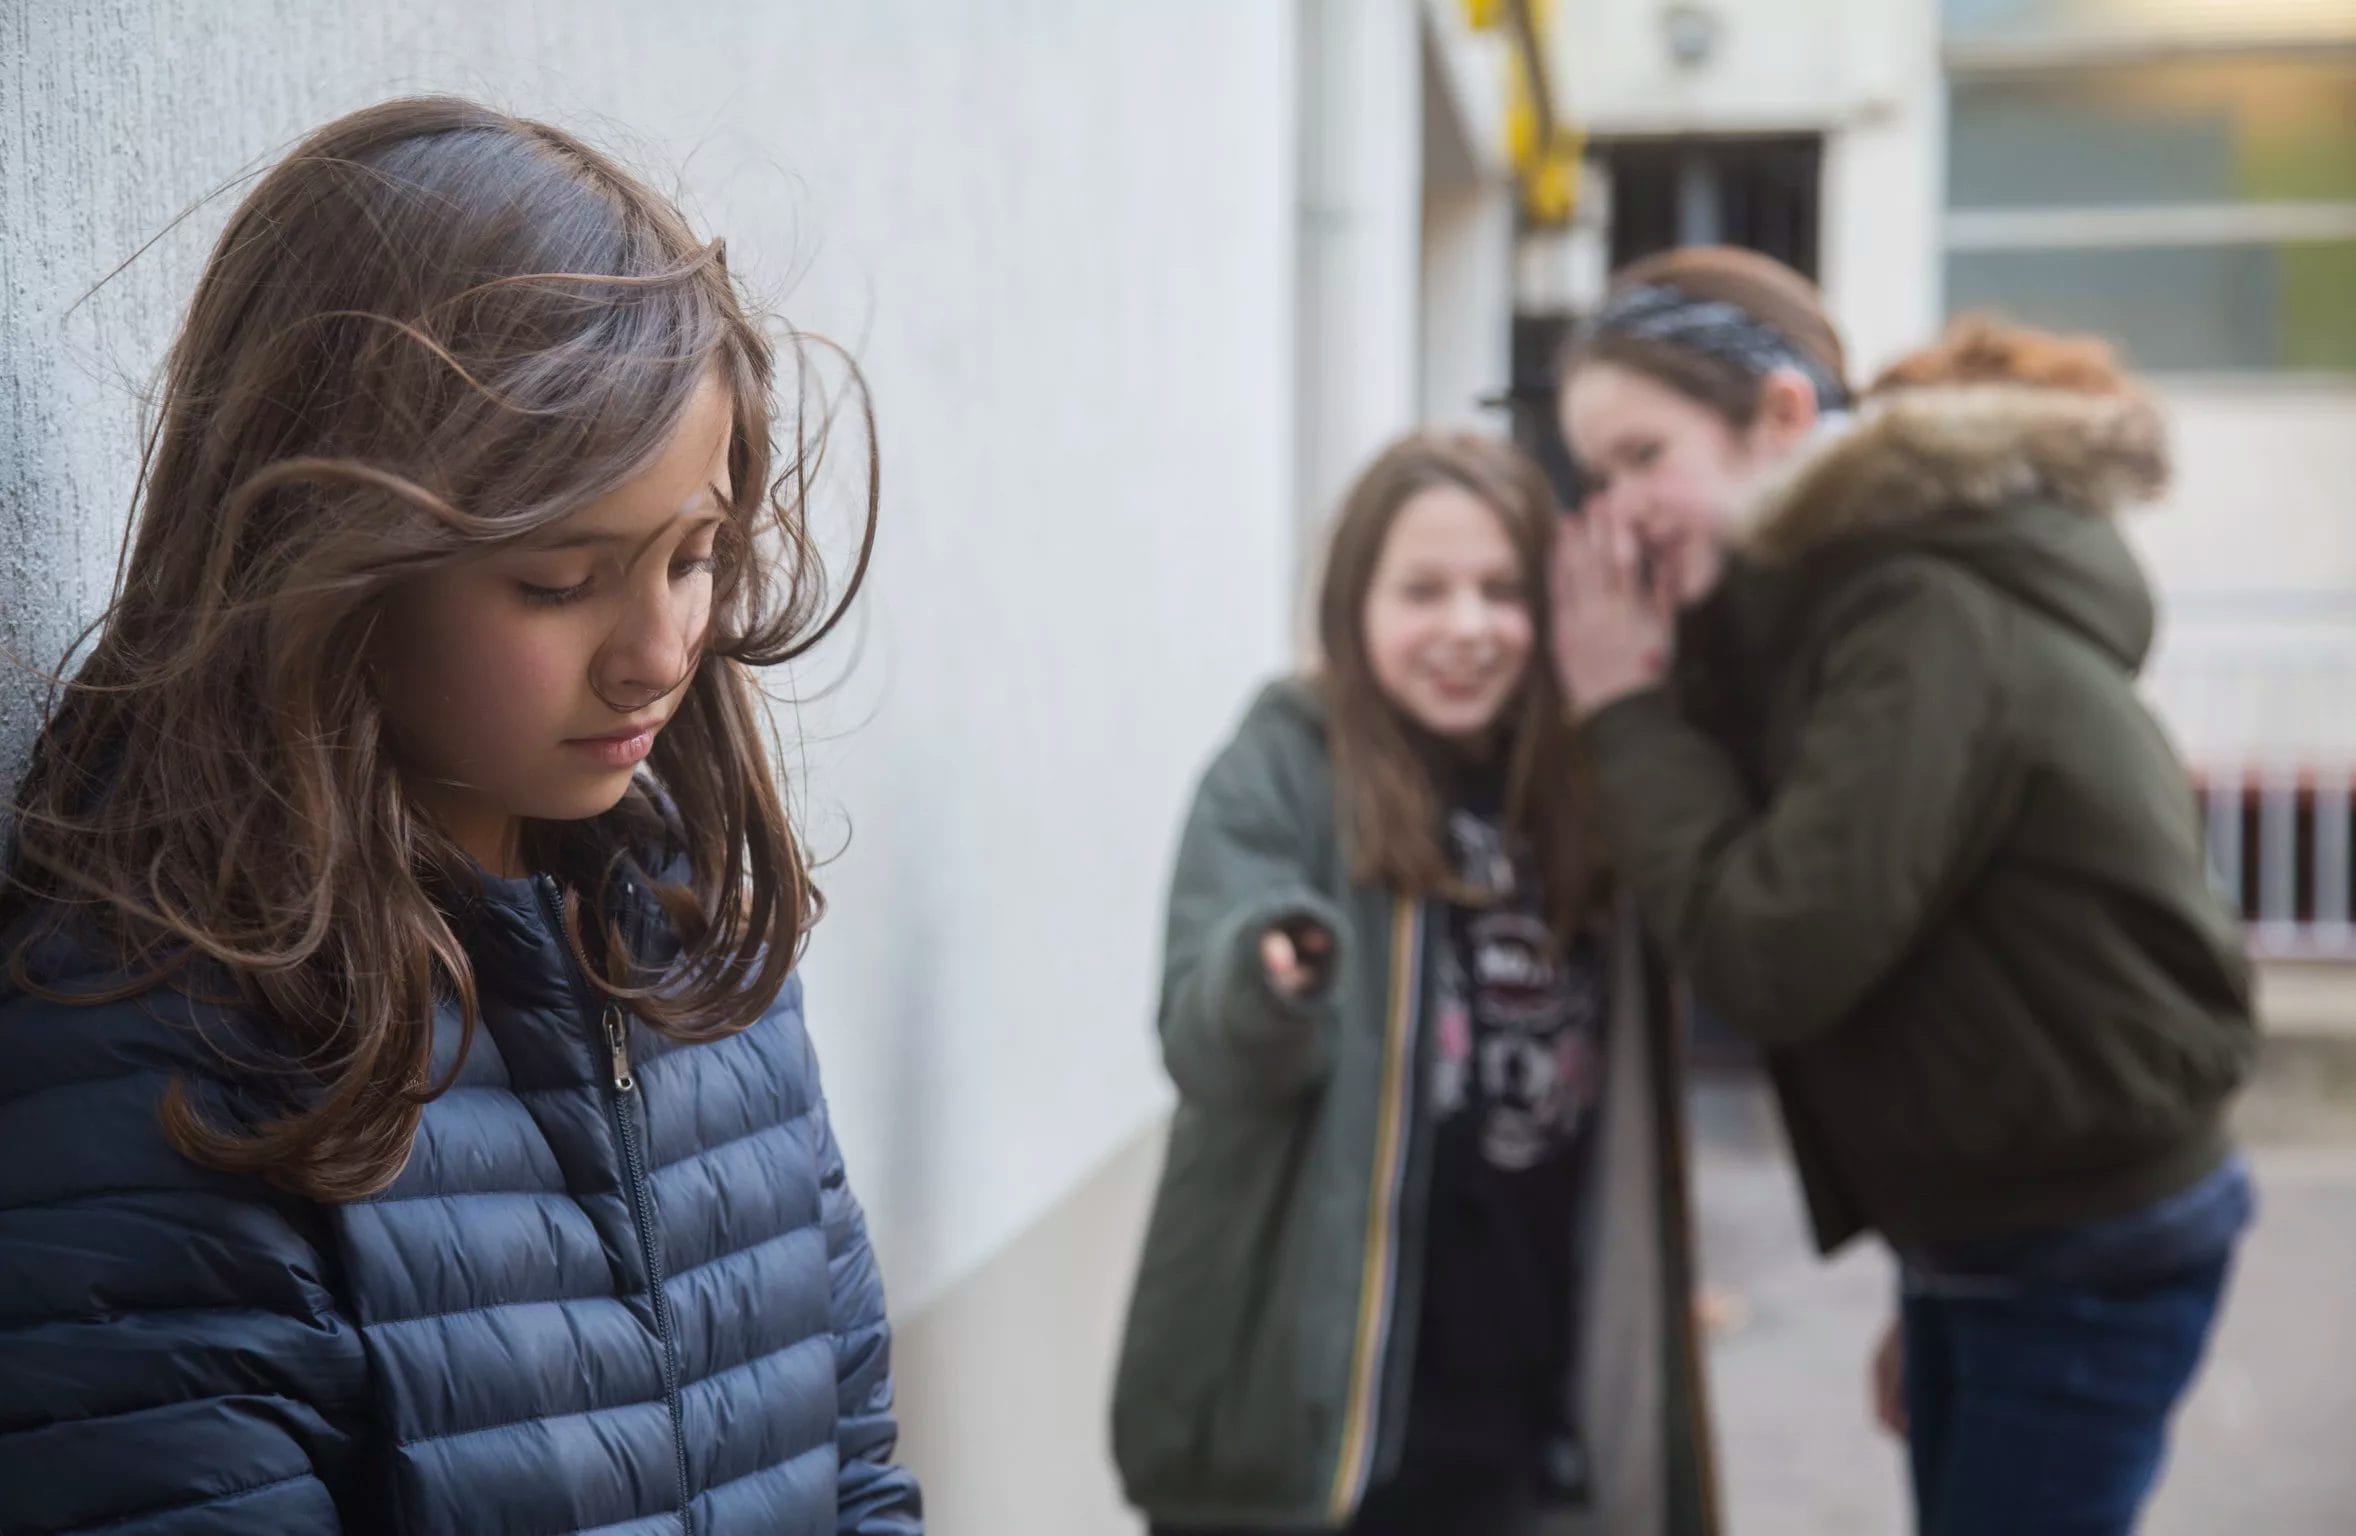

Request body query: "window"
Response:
[1942, 38, 2356, 373]
[1944, 0, 2356, 59]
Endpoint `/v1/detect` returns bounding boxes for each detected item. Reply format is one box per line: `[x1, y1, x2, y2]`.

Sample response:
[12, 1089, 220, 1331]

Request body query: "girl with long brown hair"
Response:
[0, 97, 919, 1534]
[1113, 431, 1719, 1536]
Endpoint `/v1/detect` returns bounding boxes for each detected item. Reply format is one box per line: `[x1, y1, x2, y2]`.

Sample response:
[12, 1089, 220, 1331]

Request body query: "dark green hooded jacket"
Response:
[1584, 383, 2256, 1255]
[1113, 680, 1720, 1532]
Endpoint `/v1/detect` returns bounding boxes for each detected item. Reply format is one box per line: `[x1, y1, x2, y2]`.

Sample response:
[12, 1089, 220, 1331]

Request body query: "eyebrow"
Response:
[529, 487, 729, 552]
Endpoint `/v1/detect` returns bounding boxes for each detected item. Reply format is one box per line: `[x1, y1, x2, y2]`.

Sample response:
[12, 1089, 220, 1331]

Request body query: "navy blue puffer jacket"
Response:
[0, 866, 922, 1534]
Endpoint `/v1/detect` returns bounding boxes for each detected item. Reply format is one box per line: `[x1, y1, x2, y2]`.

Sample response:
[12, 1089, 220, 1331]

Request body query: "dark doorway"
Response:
[1598, 134, 1825, 280]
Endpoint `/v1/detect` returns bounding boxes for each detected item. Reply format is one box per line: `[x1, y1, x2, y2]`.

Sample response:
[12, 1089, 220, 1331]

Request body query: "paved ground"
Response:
[1692, 1077, 2356, 1536]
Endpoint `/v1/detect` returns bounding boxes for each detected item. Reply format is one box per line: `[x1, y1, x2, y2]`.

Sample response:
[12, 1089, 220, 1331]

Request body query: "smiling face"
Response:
[373, 373, 734, 875]
[1560, 359, 1822, 606]
[1360, 483, 1536, 744]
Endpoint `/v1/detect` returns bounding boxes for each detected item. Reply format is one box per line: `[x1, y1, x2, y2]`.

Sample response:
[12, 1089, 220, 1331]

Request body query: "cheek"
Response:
[448, 635, 575, 734]
[682, 580, 717, 648]
[1493, 605, 1536, 662]
[1481, 606, 1536, 703]
[1362, 595, 1429, 695]
[1642, 455, 1741, 537]
[383, 603, 582, 772]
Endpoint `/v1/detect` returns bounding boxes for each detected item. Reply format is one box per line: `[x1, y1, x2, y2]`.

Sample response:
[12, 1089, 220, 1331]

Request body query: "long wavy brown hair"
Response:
[2, 96, 875, 1202]
[1314, 432, 1600, 940]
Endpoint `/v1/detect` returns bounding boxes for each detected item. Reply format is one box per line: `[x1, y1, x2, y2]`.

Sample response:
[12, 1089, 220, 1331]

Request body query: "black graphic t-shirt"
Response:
[1400, 781, 1609, 1485]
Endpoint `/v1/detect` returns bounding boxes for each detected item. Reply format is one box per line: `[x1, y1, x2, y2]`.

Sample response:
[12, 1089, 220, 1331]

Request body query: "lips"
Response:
[1427, 667, 1503, 697]
[565, 720, 665, 769]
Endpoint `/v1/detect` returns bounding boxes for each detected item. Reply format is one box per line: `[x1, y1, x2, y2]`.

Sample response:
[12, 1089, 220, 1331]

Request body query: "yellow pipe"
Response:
[1460, 0, 1582, 223]
[1504, 0, 1581, 226]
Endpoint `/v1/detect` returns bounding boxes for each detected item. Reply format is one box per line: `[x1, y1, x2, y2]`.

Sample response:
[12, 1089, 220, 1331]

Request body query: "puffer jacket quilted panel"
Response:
[0, 867, 921, 1536]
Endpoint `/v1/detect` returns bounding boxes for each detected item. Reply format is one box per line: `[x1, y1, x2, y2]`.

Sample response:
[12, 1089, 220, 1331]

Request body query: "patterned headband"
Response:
[1575, 282, 1849, 410]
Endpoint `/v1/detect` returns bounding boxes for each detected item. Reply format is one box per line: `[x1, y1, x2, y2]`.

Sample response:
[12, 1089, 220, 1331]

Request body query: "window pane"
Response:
[1949, 57, 2356, 210]
[1946, 0, 2356, 52]
[1945, 241, 2356, 371]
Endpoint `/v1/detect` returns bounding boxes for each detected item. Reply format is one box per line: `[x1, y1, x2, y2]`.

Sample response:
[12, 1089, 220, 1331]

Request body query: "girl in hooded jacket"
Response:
[1550, 245, 2254, 1536]
[1114, 431, 1720, 1536]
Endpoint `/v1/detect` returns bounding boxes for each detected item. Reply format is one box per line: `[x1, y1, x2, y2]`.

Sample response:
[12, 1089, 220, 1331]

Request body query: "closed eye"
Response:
[517, 578, 593, 608]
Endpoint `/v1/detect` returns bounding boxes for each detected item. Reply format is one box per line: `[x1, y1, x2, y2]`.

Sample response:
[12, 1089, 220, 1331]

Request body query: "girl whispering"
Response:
[1551, 247, 2252, 1536]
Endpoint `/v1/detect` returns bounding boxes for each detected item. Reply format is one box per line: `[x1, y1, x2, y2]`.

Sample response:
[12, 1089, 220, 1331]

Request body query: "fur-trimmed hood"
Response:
[1742, 383, 2169, 670]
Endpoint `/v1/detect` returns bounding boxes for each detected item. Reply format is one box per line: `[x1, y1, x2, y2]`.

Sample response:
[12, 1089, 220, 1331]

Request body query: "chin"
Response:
[526, 778, 640, 825]
[1416, 696, 1512, 742]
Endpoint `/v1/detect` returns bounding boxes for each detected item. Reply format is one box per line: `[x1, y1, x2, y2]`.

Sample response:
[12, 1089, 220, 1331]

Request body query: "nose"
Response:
[1442, 585, 1490, 640]
[595, 576, 706, 709]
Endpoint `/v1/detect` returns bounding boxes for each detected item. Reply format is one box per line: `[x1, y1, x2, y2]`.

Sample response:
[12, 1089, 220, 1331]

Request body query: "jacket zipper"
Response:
[542, 878, 696, 1534]
[1324, 895, 1425, 1524]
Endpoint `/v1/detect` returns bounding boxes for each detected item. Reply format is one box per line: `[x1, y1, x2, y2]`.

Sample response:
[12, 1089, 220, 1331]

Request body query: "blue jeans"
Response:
[1901, 1258, 2231, 1535]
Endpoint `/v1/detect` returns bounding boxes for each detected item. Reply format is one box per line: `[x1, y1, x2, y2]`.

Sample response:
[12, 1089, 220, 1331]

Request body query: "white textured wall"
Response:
[3, 0, 1294, 1438]
[2132, 383, 2356, 769]
[2134, 386, 2356, 597]
[1560, 0, 1893, 134]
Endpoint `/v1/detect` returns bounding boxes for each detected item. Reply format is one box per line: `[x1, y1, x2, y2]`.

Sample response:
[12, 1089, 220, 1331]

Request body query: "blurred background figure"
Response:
[6, 3, 2354, 1534]
[1555, 251, 2258, 1535]
[1116, 432, 1716, 1536]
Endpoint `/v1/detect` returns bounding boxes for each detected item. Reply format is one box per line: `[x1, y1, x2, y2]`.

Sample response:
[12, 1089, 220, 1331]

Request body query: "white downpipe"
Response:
[1295, 0, 1424, 560]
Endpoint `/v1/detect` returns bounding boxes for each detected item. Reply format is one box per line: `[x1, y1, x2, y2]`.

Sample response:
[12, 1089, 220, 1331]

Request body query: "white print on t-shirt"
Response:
[1430, 808, 1605, 1171]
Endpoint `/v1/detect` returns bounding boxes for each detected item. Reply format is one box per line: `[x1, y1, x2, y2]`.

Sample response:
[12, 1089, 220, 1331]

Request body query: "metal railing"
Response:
[2144, 592, 2356, 959]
